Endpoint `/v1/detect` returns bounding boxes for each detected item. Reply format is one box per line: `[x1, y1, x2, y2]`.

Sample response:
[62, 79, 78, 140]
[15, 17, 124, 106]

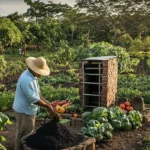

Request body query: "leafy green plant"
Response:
[75, 42, 138, 73]
[81, 106, 143, 142]
[0, 55, 7, 80]
[128, 36, 150, 59]
[0, 91, 15, 111]
[0, 112, 12, 150]
[118, 88, 142, 100]
[5, 58, 26, 76]
[40, 84, 79, 102]
[118, 74, 150, 103]
[39, 73, 77, 86]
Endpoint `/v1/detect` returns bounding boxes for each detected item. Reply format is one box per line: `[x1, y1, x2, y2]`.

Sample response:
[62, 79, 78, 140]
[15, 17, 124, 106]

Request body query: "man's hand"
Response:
[35, 99, 54, 114]
[49, 112, 62, 122]
[46, 105, 55, 116]
[46, 104, 62, 122]
[35, 99, 61, 121]
[53, 113, 62, 122]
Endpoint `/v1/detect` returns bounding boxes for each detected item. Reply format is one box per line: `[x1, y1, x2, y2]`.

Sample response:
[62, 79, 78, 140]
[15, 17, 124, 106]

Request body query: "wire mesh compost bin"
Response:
[79, 56, 118, 109]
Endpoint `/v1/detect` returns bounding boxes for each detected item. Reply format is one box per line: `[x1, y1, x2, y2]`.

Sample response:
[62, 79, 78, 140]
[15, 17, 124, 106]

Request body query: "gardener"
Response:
[13, 56, 60, 150]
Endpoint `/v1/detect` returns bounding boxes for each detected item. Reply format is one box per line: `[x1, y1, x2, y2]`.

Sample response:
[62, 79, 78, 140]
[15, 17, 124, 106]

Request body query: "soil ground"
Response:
[1, 114, 150, 150]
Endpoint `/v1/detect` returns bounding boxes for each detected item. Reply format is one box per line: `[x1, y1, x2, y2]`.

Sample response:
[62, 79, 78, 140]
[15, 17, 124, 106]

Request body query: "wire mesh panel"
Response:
[82, 62, 102, 108]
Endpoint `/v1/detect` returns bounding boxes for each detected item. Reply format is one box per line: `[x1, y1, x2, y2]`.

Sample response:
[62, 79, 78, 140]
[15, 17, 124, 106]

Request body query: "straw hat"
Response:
[26, 57, 50, 76]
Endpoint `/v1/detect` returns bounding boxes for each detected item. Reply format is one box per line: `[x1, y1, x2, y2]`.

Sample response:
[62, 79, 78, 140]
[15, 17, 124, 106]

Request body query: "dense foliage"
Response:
[0, 18, 22, 49]
[0, 0, 150, 74]
[0, 0, 150, 121]
[0, 0, 149, 51]
[81, 106, 143, 142]
[118, 74, 150, 103]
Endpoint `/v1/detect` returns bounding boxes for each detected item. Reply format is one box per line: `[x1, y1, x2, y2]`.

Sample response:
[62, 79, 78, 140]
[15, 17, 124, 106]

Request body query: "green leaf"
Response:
[0, 112, 9, 124]
[0, 143, 7, 150]
[0, 136, 6, 141]
[6, 119, 12, 125]
[0, 126, 3, 131]
[59, 119, 69, 124]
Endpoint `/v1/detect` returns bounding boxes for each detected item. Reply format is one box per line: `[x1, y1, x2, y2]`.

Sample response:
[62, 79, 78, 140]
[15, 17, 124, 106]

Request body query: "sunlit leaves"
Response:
[0, 18, 22, 47]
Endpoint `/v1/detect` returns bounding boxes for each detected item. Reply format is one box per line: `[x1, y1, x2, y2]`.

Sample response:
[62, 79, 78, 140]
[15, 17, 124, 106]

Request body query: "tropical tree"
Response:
[24, 0, 46, 23]
[24, 0, 72, 23]
[0, 17, 22, 51]
[75, 0, 150, 45]
[39, 18, 64, 51]
[7, 12, 24, 25]
[62, 8, 81, 43]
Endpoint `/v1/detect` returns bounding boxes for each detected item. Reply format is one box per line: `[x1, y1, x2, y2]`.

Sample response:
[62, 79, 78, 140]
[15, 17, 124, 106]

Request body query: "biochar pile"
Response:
[25, 120, 85, 150]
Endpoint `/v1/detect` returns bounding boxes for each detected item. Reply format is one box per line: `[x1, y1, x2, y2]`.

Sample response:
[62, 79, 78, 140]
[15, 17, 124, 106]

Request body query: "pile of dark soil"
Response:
[25, 120, 85, 150]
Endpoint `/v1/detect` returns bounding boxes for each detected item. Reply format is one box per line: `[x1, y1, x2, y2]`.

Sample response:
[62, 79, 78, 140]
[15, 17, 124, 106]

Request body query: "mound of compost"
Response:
[24, 120, 85, 150]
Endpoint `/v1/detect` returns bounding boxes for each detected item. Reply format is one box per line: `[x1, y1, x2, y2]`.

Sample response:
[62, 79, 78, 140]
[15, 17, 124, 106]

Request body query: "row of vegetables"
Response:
[50, 100, 143, 142]
[81, 106, 143, 142]
[50, 99, 72, 114]
[50, 99, 82, 114]
[37, 98, 82, 118]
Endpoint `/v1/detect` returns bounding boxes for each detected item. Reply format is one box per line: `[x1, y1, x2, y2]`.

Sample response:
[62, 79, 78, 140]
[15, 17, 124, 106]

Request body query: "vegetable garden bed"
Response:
[21, 120, 96, 150]
[2, 117, 150, 150]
